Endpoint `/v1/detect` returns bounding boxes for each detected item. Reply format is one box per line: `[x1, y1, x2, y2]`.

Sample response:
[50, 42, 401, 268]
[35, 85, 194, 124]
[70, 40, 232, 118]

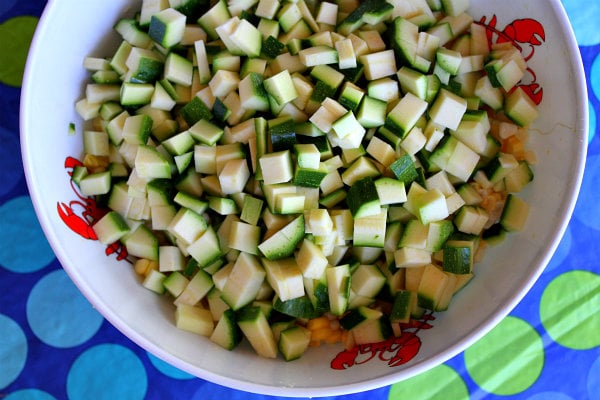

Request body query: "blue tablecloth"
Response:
[1, 1, 599, 399]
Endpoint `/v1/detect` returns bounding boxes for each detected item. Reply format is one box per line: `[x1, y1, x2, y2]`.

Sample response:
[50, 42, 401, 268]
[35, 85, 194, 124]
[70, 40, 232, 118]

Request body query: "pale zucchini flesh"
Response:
[74, 0, 539, 362]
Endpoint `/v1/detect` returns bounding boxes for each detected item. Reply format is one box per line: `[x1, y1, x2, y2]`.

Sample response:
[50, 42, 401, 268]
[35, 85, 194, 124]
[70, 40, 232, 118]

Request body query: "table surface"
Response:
[1, 1, 599, 399]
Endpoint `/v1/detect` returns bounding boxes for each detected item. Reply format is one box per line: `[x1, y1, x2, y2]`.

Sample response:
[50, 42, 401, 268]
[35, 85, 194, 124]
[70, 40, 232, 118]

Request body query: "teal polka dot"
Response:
[562, 0, 600, 46]
[0, 196, 55, 273]
[26, 269, 103, 348]
[591, 54, 600, 102]
[527, 393, 574, 400]
[0, 314, 27, 389]
[67, 344, 147, 400]
[5, 389, 56, 400]
[588, 354, 600, 400]
[574, 154, 600, 229]
[590, 102, 597, 143]
[0, 127, 22, 196]
[147, 352, 195, 380]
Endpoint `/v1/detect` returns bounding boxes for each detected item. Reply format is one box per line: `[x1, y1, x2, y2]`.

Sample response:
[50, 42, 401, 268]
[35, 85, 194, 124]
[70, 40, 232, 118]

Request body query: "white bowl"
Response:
[20, 0, 587, 397]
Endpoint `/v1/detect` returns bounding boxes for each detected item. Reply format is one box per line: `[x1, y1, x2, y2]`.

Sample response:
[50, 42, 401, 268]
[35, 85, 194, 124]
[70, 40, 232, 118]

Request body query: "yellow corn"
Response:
[307, 316, 330, 330]
[83, 154, 109, 173]
[306, 315, 346, 347]
[134, 258, 158, 276]
[310, 328, 332, 342]
[324, 330, 342, 344]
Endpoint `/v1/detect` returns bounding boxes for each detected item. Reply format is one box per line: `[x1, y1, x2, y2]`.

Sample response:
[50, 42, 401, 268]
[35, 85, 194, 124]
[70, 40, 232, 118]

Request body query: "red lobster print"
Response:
[330, 314, 434, 370]
[58, 157, 128, 260]
[476, 15, 546, 105]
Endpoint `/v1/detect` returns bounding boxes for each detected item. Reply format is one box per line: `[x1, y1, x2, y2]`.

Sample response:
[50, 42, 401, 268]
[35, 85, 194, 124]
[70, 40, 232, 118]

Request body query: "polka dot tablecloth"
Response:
[1, 1, 599, 399]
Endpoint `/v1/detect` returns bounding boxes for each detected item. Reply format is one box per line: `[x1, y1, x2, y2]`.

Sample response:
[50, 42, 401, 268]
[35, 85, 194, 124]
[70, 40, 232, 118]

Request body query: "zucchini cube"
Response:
[385, 92, 428, 137]
[263, 70, 298, 105]
[442, 239, 474, 274]
[428, 89, 467, 130]
[148, 8, 186, 48]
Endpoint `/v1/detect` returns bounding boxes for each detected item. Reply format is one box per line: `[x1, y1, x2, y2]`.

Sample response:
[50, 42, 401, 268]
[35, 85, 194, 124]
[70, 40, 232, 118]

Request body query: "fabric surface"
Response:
[1, 1, 599, 399]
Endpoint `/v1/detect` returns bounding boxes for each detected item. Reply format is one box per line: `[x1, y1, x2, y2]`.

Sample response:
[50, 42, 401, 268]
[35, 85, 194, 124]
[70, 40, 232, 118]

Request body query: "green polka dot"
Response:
[388, 364, 469, 400]
[540, 270, 600, 350]
[464, 316, 544, 396]
[0, 16, 39, 87]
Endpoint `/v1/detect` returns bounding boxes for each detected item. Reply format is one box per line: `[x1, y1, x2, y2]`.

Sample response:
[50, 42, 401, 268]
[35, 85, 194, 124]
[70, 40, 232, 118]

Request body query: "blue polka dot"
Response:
[67, 344, 147, 400]
[0, 196, 55, 273]
[591, 54, 600, 103]
[0, 0, 17, 17]
[574, 154, 600, 229]
[545, 226, 572, 272]
[5, 389, 56, 400]
[26, 269, 103, 348]
[590, 102, 597, 143]
[562, 0, 600, 46]
[588, 354, 600, 400]
[527, 392, 574, 400]
[147, 352, 195, 380]
[0, 126, 22, 196]
[0, 314, 27, 389]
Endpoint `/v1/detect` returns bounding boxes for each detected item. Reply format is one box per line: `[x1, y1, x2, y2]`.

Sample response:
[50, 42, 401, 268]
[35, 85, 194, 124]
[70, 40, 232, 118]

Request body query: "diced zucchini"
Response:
[500, 194, 530, 232]
[278, 326, 311, 361]
[351, 317, 392, 345]
[273, 295, 319, 319]
[385, 92, 428, 138]
[187, 227, 223, 267]
[350, 264, 386, 298]
[148, 8, 187, 48]
[221, 252, 266, 310]
[123, 224, 159, 261]
[237, 306, 278, 358]
[505, 87, 540, 127]
[258, 214, 305, 260]
[326, 264, 351, 316]
[72, 0, 540, 362]
[210, 309, 243, 350]
[443, 239, 474, 274]
[93, 210, 130, 245]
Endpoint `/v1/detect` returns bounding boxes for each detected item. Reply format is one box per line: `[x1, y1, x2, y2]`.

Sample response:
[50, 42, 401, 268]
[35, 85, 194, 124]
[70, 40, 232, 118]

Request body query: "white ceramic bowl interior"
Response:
[21, 0, 587, 397]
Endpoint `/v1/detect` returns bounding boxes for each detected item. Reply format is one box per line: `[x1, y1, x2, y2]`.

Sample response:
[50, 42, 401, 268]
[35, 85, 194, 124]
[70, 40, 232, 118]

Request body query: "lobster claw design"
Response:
[57, 202, 97, 240]
[501, 19, 545, 47]
[106, 241, 128, 261]
[387, 333, 422, 367]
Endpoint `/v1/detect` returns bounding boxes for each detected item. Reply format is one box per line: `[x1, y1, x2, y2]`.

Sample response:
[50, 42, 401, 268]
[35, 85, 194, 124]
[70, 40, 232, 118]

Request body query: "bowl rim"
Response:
[19, 0, 588, 397]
